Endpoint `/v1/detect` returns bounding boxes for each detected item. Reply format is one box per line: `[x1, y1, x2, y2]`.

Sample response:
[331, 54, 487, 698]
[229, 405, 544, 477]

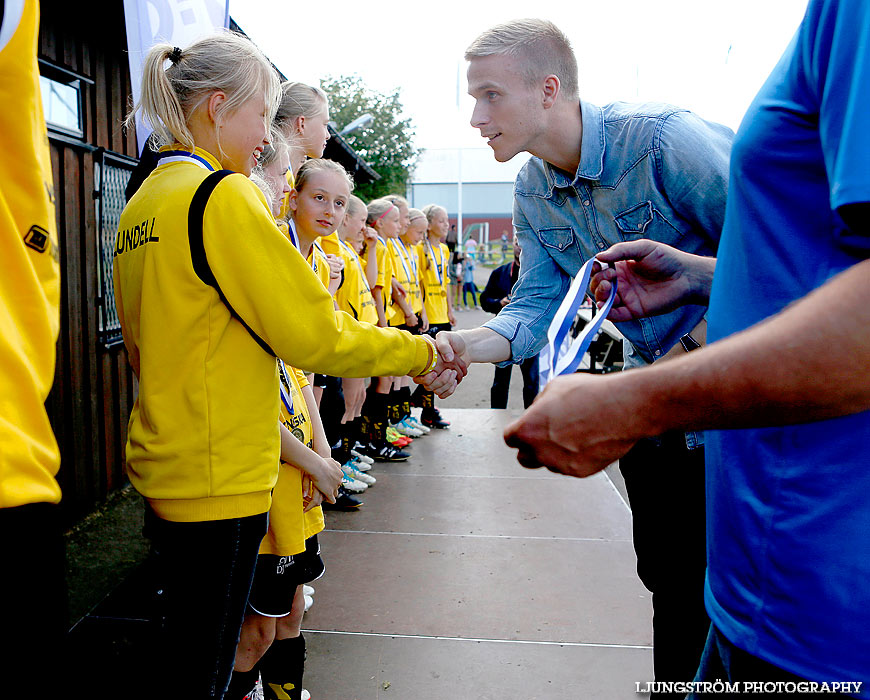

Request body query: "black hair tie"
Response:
[168, 46, 183, 64]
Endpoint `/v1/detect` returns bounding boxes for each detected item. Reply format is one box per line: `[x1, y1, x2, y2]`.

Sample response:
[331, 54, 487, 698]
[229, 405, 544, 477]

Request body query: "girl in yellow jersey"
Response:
[384, 196, 432, 438]
[272, 82, 341, 258]
[413, 204, 456, 429]
[330, 195, 379, 469]
[0, 0, 66, 691]
[362, 199, 412, 460]
[114, 35, 440, 697]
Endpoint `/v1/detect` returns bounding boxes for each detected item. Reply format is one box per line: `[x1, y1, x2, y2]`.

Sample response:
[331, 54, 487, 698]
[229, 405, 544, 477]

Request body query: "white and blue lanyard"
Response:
[425, 240, 445, 287]
[339, 239, 371, 292]
[157, 150, 216, 171]
[285, 219, 322, 274]
[390, 237, 415, 284]
[277, 359, 295, 416]
[538, 256, 617, 391]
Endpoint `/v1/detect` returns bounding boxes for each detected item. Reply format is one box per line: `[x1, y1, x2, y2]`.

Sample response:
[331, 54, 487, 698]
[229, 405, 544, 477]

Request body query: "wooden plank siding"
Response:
[39, 1, 139, 524]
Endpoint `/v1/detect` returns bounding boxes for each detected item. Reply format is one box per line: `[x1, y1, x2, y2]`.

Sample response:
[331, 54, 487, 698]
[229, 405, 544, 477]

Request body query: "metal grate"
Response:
[95, 150, 136, 347]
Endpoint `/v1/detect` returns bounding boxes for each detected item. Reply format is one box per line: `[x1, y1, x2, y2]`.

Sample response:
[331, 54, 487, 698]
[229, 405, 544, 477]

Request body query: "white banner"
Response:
[123, 0, 230, 153]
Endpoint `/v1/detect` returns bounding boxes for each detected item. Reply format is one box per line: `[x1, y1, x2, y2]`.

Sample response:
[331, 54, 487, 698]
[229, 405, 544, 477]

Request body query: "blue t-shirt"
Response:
[705, 0, 870, 691]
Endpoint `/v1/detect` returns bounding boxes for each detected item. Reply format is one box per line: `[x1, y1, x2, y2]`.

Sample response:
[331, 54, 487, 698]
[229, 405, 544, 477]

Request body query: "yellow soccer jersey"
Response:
[336, 238, 378, 325]
[317, 231, 340, 256]
[387, 237, 421, 326]
[260, 360, 311, 556]
[0, 0, 62, 508]
[308, 239, 331, 291]
[373, 236, 393, 320]
[419, 240, 450, 325]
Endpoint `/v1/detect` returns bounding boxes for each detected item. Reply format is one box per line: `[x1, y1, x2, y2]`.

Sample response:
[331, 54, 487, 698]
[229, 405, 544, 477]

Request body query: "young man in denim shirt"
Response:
[426, 19, 733, 692]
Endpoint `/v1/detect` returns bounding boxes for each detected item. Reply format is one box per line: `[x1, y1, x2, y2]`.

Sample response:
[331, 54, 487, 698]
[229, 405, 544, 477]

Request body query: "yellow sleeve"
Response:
[0, 0, 62, 507]
[318, 232, 340, 256]
[203, 176, 433, 377]
[375, 239, 390, 289]
[292, 366, 310, 389]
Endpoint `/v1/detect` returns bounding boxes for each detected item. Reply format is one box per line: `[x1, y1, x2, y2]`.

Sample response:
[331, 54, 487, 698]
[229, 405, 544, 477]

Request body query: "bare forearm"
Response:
[629, 259, 870, 435]
[302, 384, 331, 458]
[458, 327, 512, 364]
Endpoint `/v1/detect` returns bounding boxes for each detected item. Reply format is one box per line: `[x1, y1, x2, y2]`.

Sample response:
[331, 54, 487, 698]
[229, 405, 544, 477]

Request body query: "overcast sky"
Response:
[229, 0, 808, 166]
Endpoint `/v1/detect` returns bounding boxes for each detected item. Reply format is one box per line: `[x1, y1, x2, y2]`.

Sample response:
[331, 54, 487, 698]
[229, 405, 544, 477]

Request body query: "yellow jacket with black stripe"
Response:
[0, 0, 62, 508]
[112, 147, 434, 522]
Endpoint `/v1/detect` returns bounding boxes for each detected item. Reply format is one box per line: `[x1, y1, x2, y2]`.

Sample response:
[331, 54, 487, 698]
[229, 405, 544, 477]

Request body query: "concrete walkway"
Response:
[301, 409, 652, 699]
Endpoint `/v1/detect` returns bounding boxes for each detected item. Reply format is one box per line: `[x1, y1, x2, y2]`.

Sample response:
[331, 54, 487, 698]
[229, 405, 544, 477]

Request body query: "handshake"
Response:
[416, 331, 471, 398]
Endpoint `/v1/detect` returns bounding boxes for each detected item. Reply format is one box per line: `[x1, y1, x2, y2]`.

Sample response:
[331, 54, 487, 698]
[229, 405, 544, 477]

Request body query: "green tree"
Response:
[321, 75, 422, 202]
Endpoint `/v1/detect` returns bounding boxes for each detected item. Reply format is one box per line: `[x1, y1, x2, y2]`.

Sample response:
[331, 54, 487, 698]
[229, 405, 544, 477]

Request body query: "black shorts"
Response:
[247, 535, 325, 617]
[426, 322, 452, 339]
[395, 323, 422, 335]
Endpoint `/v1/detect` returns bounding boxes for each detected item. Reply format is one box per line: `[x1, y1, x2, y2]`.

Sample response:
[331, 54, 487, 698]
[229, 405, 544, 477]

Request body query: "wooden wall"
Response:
[39, 1, 139, 523]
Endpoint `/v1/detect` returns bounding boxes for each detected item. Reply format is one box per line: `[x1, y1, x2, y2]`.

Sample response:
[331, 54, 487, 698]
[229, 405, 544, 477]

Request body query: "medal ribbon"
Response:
[426, 240, 444, 286]
[157, 150, 216, 171]
[277, 359, 295, 415]
[339, 239, 371, 292]
[538, 256, 617, 391]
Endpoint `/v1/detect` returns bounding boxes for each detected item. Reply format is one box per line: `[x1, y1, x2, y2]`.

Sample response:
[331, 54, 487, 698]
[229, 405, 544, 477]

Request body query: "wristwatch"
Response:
[679, 333, 701, 353]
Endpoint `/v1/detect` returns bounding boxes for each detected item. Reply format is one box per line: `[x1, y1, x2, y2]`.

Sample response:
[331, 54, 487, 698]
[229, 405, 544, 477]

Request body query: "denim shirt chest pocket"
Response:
[614, 201, 683, 245]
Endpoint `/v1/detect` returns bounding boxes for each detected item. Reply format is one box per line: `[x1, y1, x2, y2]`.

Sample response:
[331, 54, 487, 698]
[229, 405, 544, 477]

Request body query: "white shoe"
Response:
[392, 418, 423, 437]
[347, 454, 371, 472]
[341, 472, 368, 493]
[301, 690, 311, 700]
[304, 594, 314, 612]
[406, 416, 430, 434]
[351, 449, 374, 466]
[344, 461, 376, 485]
[303, 584, 315, 596]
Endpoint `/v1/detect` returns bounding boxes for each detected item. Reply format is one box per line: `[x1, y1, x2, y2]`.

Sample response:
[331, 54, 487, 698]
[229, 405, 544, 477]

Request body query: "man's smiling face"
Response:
[467, 53, 544, 163]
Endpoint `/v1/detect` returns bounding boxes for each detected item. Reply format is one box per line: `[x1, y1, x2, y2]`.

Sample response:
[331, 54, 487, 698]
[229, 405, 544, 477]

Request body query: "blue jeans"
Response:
[462, 281, 478, 306]
[142, 508, 268, 698]
[687, 625, 854, 699]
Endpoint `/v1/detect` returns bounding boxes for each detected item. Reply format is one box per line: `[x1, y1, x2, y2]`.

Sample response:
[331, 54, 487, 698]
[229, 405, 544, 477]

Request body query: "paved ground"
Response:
[302, 409, 652, 700]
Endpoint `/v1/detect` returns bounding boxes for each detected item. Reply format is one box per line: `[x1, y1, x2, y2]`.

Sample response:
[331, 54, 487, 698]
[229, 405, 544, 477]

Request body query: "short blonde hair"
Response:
[465, 19, 578, 101]
[127, 31, 281, 150]
[295, 158, 354, 194]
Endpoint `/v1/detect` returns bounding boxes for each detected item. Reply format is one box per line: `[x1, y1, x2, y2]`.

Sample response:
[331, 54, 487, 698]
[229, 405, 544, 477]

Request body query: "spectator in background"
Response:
[464, 234, 478, 261]
[461, 251, 480, 309]
[480, 236, 539, 408]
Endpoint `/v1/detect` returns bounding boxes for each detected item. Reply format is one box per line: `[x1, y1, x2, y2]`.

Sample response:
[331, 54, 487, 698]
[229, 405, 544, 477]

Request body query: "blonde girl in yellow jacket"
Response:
[115, 34, 445, 697]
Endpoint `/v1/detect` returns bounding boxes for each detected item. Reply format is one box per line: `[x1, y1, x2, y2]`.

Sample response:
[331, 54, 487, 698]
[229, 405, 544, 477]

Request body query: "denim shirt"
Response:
[483, 100, 733, 447]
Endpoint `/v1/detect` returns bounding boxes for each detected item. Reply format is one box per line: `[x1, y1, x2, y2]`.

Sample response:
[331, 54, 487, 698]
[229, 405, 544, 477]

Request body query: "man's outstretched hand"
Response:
[591, 240, 716, 322]
[414, 331, 470, 398]
[503, 371, 647, 478]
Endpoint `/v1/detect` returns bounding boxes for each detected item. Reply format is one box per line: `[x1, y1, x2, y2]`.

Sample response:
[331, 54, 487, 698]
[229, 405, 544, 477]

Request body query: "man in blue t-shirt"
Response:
[503, 0, 870, 694]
